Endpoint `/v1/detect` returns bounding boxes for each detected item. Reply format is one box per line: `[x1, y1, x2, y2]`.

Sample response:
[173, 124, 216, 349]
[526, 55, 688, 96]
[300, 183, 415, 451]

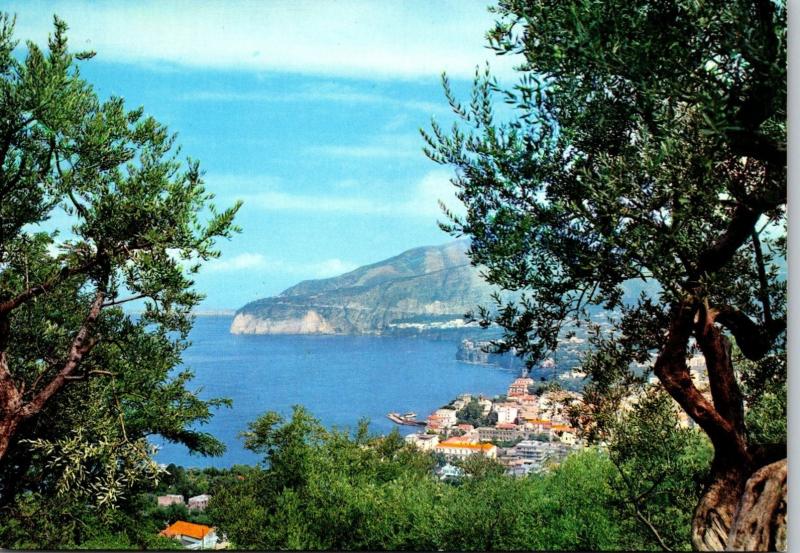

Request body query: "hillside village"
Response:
[405, 351, 712, 480]
[403, 376, 584, 479]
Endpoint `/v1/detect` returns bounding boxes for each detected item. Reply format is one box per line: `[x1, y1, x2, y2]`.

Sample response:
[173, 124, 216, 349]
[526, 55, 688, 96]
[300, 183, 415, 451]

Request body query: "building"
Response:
[433, 408, 458, 428]
[437, 463, 465, 481]
[511, 440, 572, 470]
[477, 423, 523, 443]
[508, 377, 534, 397]
[493, 403, 519, 424]
[435, 441, 498, 461]
[157, 494, 184, 507]
[160, 521, 218, 550]
[451, 394, 472, 411]
[426, 414, 446, 432]
[502, 457, 537, 477]
[404, 432, 440, 451]
[188, 494, 211, 511]
[477, 398, 493, 416]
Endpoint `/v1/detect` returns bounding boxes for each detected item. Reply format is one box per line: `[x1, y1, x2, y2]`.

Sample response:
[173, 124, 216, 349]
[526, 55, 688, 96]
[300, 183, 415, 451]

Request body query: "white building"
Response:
[188, 494, 211, 511]
[494, 404, 519, 424]
[558, 431, 578, 446]
[433, 408, 458, 428]
[404, 432, 440, 451]
[156, 494, 184, 507]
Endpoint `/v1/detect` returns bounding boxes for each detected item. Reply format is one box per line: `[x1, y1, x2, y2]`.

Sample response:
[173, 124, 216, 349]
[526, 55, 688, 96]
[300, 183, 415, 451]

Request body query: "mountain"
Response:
[230, 240, 499, 336]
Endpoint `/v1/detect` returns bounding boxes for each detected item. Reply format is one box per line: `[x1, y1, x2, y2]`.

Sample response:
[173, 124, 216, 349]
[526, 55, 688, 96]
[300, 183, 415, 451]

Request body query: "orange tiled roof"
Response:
[436, 442, 495, 451]
[525, 418, 552, 425]
[161, 521, 213, 540]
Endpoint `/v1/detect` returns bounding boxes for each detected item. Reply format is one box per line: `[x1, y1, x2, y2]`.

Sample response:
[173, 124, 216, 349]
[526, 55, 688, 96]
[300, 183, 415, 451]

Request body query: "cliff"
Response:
[230, 240, 499, 336]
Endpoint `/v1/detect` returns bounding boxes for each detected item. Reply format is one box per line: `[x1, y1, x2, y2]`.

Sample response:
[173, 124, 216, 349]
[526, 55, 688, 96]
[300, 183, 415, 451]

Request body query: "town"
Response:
[400, 375, 584, 480]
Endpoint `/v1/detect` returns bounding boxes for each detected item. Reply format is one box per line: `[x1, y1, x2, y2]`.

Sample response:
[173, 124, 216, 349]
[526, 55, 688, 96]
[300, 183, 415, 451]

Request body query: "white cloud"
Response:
[179, 83, 448, 115]
[307, 144, 420, 160]
[306, 132, 424, 160]
[309, 258, 359, 277]
[245, 192, 380, 213]
[204, 252, 269, 272]
[204, 252, 357, 278]
[11, 1, 520, 80]
[238, 169, 463, 219]
[401, 170, 465, 218]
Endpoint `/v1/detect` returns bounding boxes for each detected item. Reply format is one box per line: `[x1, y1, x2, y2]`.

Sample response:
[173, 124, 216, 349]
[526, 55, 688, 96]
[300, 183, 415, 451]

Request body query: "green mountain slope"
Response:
[230, 240, 498, 335]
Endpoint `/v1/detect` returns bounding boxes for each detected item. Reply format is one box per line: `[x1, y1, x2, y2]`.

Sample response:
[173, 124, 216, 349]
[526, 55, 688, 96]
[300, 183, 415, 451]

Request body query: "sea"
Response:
[153, 315, 521, 468]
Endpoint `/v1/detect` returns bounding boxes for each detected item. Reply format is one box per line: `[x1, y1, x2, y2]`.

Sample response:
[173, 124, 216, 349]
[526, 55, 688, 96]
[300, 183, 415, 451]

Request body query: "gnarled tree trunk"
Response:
[655, 301, 786, 551]
[693, 459, 787, 551]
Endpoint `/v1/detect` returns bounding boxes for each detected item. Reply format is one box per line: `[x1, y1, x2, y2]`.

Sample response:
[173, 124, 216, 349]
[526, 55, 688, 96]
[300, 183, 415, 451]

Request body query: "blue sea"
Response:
[153, 316, 520, 467]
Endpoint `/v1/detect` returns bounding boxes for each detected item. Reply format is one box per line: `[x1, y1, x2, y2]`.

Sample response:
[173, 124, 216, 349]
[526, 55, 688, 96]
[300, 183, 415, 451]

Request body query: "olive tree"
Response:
[424, 0, 785, 549]
[0, 13, 239, 476]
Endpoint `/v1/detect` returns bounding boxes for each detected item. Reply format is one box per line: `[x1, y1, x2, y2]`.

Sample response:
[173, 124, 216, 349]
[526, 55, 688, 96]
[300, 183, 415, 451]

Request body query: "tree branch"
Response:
[102, 293, 149, 308]
[63, 369, 115, 381]
[695, 204, 761, 277]
[0, 256, 99, 316]
[695, 302, 746, 436]
[19, 283, 106, 419]
[713, 305, 784, 361]
[750, 230, 772, 326]
[610, 457, 672, 551]
[653, 301, 748, 462]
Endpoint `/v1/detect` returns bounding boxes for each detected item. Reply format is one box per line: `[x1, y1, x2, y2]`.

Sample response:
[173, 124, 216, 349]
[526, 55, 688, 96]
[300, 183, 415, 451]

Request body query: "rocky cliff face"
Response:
[230, 241, 499, 336]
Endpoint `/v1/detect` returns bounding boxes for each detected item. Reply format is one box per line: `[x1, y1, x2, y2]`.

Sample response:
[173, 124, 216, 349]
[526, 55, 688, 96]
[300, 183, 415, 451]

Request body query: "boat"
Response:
[402, 412, 417, 418]
[387, 412, 426, 426]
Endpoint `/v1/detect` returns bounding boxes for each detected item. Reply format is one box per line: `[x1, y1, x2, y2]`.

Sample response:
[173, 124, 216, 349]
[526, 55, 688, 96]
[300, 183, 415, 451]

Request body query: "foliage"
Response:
[608, 388, 713, 550]
[423, 0, 785, 545]
[455, 397, 492, 427]
[0, 13, 239, 548]
[209, 406, 637, 551]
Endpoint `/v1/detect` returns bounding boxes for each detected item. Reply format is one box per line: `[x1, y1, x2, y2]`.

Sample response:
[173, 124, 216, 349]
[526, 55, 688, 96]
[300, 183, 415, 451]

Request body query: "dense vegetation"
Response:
[207, 405, 710, 551]
[424, 0, 786, 548]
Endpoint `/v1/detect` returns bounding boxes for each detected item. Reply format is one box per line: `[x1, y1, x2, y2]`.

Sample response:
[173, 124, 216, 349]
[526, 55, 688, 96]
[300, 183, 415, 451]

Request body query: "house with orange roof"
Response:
[160, 520, 218, 550]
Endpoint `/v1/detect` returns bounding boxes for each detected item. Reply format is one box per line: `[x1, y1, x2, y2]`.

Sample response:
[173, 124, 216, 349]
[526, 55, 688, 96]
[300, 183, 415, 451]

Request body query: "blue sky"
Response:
[10, 1, 520, 309]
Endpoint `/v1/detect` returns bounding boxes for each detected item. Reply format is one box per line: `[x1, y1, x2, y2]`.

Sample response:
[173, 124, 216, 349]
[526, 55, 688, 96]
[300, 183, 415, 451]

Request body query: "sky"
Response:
[9, 1, 521, 309]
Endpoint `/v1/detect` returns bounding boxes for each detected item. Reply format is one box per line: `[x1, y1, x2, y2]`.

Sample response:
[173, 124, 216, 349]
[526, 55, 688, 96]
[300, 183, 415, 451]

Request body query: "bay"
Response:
[154, 315, 519, 467]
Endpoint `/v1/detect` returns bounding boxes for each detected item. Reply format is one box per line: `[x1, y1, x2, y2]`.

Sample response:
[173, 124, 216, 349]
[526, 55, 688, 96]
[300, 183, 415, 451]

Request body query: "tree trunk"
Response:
[0, 351, 22, 461]
[655, 303, 786, 551]
[0, 415, 18, 461]
[692, 459, 787, 551]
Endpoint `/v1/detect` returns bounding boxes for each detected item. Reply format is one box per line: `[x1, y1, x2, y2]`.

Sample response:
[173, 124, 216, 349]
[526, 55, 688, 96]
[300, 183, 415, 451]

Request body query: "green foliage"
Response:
[209, 407, 636, 551]
[455, 397, 491, 427]
[0, 13, 239, 548]
[608, 388, 713, 550]
[423, 2, 786, 545]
